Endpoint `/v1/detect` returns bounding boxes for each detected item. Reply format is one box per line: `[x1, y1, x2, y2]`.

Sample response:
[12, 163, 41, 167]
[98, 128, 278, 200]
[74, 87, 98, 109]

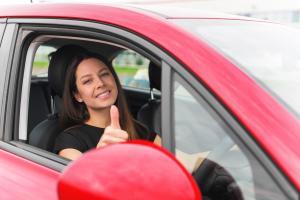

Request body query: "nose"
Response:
[95, 76, 104, 88]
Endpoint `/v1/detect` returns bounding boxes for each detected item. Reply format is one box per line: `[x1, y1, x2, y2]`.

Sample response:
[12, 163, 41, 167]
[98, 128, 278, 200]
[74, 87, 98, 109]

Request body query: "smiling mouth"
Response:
[95, 90, 111, 99]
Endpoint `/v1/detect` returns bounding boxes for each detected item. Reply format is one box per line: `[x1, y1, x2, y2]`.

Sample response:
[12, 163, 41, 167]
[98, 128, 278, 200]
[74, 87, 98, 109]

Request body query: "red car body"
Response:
[0, 3, 299, 199]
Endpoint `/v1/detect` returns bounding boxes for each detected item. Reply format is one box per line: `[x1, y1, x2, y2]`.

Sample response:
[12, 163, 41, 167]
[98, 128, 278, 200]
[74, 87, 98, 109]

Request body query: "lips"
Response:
[95, 90, 111, 99]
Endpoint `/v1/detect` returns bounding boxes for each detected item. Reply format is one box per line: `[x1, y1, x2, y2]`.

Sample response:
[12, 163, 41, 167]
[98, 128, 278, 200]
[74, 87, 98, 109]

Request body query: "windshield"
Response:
[172, 19, 300, 118]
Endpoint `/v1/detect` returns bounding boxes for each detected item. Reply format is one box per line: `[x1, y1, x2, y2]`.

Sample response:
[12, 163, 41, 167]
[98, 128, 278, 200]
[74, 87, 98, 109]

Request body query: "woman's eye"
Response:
[100, 72, 109, 77]
[83, 79, 92, 85]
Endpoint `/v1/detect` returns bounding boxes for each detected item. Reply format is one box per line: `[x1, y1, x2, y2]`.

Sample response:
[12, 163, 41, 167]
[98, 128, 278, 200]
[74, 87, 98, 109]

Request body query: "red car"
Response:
[0, 3, 299, 200]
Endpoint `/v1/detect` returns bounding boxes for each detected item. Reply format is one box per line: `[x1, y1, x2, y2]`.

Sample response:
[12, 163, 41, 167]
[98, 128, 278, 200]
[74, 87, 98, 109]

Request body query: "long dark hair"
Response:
[61, 49, 138, 140]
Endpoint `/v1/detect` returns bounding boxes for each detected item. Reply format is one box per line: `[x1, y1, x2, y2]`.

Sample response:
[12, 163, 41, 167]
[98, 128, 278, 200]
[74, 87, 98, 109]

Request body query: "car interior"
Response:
[23, 35, 247, 200]
[26, 36, 162, 152]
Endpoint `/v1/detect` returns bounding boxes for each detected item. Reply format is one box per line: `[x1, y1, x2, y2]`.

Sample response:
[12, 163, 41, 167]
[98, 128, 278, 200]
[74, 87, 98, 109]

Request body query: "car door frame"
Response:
[1, 18, 167, 171]
[0, 20, 11, 141]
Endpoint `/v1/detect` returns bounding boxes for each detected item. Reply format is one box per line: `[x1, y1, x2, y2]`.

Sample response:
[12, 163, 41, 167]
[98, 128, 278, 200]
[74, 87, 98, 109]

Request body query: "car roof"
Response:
[0, 3, 252, 20]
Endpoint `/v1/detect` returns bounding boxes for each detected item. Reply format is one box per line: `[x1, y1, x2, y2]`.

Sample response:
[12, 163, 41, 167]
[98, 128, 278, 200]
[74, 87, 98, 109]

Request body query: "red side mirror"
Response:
[58, 141, 201, 200]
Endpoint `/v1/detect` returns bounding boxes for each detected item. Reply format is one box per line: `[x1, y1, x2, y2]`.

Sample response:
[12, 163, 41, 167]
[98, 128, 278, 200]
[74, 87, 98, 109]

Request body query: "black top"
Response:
[53, 122, 156, 154]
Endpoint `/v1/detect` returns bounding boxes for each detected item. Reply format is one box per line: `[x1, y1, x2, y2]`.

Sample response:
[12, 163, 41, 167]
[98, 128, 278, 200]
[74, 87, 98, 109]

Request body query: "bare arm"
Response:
[59, 135, 159, 161]
[59, 148, 83, 161]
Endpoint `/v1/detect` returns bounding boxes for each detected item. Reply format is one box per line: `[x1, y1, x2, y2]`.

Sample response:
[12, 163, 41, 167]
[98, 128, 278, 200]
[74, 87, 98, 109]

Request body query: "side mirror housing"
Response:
[58, 141, 201, 200]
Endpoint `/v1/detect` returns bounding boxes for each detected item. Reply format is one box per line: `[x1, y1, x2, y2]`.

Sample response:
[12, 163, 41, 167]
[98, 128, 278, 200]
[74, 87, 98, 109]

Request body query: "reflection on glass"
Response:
[173, 19, 300, 117]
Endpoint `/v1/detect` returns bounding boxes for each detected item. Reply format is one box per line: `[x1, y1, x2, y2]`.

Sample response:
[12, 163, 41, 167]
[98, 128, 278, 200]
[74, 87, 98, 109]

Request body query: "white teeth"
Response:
[96, 91, 110, 99]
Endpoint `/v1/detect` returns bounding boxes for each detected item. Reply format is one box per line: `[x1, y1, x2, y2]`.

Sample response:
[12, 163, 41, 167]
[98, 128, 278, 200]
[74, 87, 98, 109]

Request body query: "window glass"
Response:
[32, 45, 56, 77]
[172, 19, 300, 118]
[173, 74, 287, 200]
[112, 50, 150, 90]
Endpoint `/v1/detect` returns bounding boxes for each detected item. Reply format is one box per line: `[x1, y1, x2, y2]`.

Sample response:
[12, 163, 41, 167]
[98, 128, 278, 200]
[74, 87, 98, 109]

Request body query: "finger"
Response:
[101, 135, 127, 144]
[97, 128, 128, 148]
[97, 141, 107, 148]
[104, 127, 129, 140]
[110, 105, 121, 129]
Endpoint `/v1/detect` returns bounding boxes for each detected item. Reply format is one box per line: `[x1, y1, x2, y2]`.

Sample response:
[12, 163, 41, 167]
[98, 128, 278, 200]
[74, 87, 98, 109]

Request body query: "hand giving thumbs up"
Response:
[96, 105, 129, 148]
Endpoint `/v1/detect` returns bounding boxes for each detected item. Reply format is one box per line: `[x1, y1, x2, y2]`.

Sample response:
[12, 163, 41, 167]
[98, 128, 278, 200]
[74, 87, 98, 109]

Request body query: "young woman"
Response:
[53, 46, 159, 160]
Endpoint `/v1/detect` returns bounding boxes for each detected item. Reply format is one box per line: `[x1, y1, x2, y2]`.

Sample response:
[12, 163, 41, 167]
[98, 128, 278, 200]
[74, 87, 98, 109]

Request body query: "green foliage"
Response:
[113, 65, 138, 75]
[33, 61, 49, 69]
[136, 57, 144, 65]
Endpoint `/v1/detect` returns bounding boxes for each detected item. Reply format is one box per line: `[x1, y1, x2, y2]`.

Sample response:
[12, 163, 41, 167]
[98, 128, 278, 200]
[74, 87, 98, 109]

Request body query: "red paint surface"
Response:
[0, 149, 60, 200]
[0, 3, 299, 190]
[58, 141, 201, 200]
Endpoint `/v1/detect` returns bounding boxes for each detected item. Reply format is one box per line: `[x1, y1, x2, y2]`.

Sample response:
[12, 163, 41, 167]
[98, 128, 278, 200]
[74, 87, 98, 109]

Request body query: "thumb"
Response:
[110, 105, 121, 129]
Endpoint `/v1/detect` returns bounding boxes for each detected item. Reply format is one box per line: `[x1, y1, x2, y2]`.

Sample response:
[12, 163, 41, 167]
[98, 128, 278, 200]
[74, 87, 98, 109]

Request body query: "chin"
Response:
[96, 100, 116, 110]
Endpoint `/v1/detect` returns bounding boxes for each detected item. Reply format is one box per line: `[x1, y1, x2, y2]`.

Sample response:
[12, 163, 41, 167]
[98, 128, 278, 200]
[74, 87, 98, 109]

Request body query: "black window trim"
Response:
[2, 18, 297, 199]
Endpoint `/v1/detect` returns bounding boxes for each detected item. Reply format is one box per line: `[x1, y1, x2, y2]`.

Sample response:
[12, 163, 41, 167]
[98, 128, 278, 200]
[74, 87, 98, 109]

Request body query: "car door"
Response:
[0, 22, 62, 199]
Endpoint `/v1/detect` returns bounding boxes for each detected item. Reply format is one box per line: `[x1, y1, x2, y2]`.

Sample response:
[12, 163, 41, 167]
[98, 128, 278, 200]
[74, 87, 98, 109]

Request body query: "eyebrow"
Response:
[79, 68, 108, 81]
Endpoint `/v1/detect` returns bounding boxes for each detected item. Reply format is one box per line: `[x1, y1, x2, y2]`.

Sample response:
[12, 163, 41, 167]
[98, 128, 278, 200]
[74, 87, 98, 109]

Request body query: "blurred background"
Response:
[2, 0, 300, 27]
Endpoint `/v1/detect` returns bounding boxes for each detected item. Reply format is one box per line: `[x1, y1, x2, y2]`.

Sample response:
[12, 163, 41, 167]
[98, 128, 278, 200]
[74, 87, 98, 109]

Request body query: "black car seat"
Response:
[27, 81, 51, 134]
[137, 62, 161, 136]
[29, 45, 85, 151]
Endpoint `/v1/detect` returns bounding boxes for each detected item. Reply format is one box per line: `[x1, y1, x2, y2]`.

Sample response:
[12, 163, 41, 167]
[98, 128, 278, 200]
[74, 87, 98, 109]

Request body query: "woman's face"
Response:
[74, 58, 118, 112]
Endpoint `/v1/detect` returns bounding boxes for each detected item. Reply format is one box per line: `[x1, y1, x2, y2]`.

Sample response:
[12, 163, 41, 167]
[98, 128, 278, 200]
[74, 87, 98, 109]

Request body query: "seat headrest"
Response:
[148, 62, 161, 91]
[48, 45, 86, 97]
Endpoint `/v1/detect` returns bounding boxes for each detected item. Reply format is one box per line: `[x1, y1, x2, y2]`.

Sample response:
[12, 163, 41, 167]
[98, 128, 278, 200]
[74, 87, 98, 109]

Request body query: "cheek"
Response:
[111, 78, 118, 94]
[76, 85, 92, 100]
